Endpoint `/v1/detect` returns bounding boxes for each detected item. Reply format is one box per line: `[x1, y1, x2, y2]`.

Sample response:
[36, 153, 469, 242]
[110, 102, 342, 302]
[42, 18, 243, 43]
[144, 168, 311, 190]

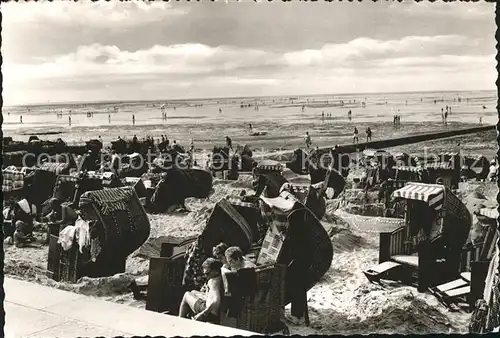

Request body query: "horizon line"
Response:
[5, 88, 496, 108]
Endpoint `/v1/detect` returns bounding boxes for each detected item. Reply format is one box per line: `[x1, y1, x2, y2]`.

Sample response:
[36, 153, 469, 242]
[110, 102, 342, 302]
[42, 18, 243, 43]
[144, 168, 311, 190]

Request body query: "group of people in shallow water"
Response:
[178, 243, 255, 323]
[393, 115, 401, 126]
[304, 126, 373, 148]
[352, 127, 372, 144]
[441, 106, 451, 125]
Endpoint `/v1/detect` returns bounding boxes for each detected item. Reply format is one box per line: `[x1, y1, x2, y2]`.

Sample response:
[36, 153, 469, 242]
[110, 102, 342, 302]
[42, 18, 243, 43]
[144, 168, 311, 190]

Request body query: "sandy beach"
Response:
[4, 176, 497, 335]
[3, 94, 498, 334]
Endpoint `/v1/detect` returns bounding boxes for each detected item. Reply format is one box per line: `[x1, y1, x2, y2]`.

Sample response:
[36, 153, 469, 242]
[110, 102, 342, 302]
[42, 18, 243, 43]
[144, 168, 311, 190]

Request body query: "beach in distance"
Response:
[3, 90, 497, 157]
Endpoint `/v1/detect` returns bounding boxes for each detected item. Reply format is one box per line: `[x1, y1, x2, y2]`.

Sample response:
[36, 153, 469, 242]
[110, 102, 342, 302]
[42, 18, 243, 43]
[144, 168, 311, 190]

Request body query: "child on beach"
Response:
[178, 258, 223, 324]
[353, 127, 359, 144]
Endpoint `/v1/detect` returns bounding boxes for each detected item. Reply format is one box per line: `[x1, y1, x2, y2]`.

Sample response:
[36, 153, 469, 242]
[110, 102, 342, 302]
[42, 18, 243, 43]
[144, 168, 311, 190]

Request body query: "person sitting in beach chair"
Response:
[179, 258, 224, 324]
[43, 197, 78, 225]
[213, 242, 232, 294]
[11, 199, 38, 247]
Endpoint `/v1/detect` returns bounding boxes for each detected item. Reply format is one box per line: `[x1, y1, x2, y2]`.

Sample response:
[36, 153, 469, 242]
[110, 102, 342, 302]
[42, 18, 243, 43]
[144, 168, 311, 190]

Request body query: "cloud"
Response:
[3, 34, 496, 105]
[2, 0, 188, 28]
[390, 0, 494, 19]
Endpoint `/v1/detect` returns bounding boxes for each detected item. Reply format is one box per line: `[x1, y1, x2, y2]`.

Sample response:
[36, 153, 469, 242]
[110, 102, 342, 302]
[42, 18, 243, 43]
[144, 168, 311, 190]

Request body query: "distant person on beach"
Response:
[353, 127, 359, 144]
[488, 159, 498, 182]
[219, 108, 222, 114]
[225, 136, 233, 150]
[305, 132, 312, 149]
[68, 116, 71, 126]
[479, 117, 483, 125]
[366, 127, 372, 142]
[322, 111, 324, 122]
[111, 150, 120, 174]
[249, 123, 253, 133]
[108, 114, 111, 124]
[20, 116, 23, 124]
[132, 114, 135, 126]
[444, 111, 448, 124]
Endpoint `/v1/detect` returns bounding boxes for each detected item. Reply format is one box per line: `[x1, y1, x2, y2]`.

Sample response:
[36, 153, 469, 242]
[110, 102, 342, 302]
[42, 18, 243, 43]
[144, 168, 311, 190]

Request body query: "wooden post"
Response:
[470, 260, 490, 308]
[379, 232, 392, 263]
[417, 240, 431, 292]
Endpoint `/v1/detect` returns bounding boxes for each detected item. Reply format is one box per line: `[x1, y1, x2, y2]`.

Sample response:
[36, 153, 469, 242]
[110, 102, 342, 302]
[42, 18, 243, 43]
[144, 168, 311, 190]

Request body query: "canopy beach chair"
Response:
[363, 183, 471, 292]
[146, 191, 332, 332]
[429, 207, 498, 310]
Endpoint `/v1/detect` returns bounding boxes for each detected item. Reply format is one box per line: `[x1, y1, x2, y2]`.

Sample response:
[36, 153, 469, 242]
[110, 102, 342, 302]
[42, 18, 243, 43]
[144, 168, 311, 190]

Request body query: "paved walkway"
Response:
[3, 277, 256, 337]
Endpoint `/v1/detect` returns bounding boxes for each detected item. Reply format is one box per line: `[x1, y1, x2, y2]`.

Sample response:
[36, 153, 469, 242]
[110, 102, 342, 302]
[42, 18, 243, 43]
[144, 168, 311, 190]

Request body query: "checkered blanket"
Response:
[2, 168, 24, 192]
[39, 162, 70, 175]
[257, 193, 298, 265]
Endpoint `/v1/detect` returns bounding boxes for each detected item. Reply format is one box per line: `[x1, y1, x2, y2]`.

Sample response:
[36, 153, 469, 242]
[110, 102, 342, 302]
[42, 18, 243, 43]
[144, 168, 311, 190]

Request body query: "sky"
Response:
[1, 0, 497, 105]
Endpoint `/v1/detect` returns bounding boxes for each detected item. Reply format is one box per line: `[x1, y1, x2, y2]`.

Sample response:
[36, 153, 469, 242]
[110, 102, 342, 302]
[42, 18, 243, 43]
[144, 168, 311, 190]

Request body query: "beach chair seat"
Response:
[461, 272, 472, 282]
[146, 236, 196, 314]
[392, 254, 419, 268]
[363, 261, 402, 283]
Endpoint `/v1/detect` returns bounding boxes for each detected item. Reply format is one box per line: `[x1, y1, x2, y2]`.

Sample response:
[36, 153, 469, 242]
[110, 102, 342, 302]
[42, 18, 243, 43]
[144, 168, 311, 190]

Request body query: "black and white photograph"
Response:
[1, 0, 499, 336]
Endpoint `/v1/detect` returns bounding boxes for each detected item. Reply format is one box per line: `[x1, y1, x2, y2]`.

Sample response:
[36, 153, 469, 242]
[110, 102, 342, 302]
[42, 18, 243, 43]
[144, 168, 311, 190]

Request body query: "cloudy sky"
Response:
[2, 0, 496, 105]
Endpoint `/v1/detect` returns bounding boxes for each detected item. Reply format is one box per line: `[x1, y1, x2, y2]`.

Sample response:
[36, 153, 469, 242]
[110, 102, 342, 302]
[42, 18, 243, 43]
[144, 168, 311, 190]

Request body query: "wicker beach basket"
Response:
[78, 187, 151, 258]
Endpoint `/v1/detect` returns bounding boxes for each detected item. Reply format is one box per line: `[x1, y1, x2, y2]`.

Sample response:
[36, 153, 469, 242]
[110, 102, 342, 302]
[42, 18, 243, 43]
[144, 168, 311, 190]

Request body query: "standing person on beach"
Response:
[353, 127, 359, 144]
[248, 123, 253, 134]
[108, 114, 111, 124]
[305, 132, 312, 149]
[132, 114, 135, 126]
[20, 115, 23, 124]
[479, 117, 483, 125]
[444, 111, 448, 125]
[68, 116, 72, 127]
[225, 136, 233, 151]
[366, 127, 372, 142]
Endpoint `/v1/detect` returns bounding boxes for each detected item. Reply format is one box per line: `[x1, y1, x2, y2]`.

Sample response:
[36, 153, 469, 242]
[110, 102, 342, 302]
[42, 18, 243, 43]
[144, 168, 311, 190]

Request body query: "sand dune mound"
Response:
[330, 229, 366, 252]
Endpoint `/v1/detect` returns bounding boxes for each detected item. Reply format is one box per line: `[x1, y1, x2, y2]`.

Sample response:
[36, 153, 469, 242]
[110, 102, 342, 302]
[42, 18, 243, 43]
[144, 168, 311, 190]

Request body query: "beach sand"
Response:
[3, 91, 498, 335]
[4, 148, 498, 336]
